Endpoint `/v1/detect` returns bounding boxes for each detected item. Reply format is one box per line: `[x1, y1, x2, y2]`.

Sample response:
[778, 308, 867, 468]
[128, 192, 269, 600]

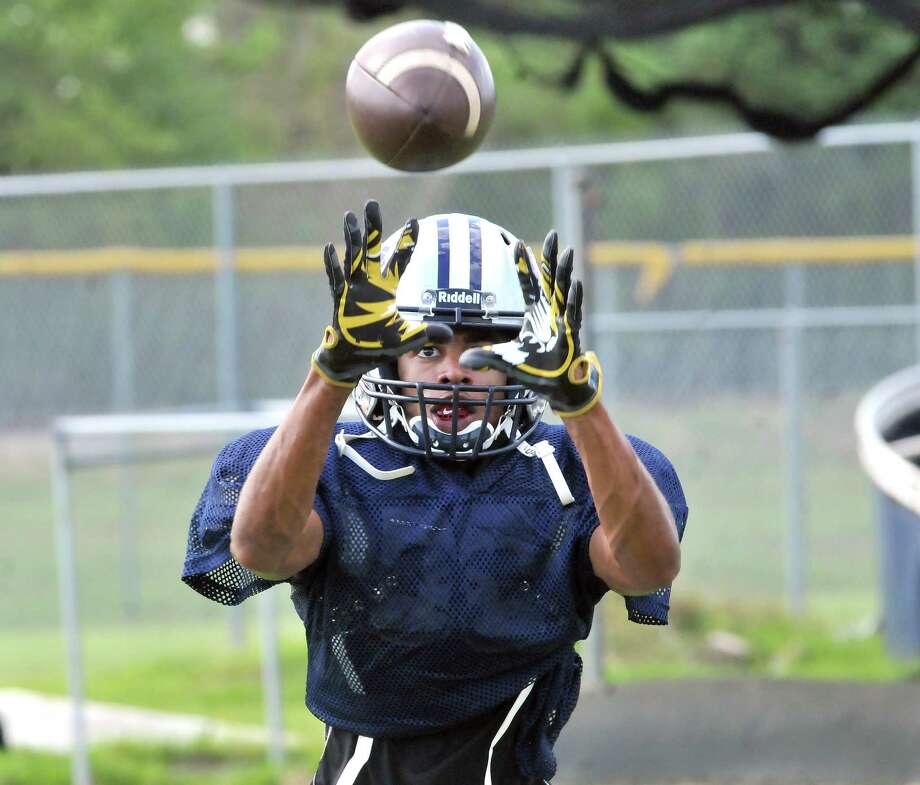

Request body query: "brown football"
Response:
[345, 20, 496, 172]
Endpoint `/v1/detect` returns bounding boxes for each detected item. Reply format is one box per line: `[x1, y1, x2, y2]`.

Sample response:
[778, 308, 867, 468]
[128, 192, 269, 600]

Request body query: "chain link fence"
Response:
[2, 124, 919, 631]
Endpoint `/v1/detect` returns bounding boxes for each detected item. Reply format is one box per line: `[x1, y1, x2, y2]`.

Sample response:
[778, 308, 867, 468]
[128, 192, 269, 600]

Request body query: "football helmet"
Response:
[354, 213, 546, 460]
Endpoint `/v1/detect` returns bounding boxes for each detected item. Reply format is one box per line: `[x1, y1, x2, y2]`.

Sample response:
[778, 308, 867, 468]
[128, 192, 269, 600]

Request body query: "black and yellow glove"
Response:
[312, 200, 452, 387]
[460, 231, 602, 417]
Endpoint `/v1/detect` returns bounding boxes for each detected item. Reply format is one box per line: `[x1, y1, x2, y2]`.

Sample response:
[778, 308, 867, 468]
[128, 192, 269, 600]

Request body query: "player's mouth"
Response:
[428, 401, 477, 430]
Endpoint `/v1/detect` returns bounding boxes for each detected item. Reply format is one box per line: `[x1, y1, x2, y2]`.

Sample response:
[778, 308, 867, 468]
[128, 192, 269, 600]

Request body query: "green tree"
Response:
[4, 1, 920, 174]
[0, 0, 280, 173]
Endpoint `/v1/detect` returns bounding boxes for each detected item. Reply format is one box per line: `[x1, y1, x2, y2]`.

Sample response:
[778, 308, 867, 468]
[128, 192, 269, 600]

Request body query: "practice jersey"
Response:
[182, 421, 688, 781]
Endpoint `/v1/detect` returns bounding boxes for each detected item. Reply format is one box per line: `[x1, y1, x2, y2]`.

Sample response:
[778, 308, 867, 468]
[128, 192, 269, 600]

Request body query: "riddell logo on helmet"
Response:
[434, 288, 481, 305]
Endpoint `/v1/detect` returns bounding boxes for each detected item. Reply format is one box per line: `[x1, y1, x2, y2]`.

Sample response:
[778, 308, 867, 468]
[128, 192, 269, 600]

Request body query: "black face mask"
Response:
[355, 373, 546, 461]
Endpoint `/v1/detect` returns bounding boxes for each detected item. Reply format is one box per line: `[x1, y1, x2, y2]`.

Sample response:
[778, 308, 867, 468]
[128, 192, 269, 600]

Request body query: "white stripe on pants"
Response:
[484, 681, 535, 785]
[334, 735, 373, 785]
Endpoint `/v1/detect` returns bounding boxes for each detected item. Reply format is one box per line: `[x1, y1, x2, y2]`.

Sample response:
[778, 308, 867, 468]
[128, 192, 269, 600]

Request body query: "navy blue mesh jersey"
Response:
[182, 420, 688, 781]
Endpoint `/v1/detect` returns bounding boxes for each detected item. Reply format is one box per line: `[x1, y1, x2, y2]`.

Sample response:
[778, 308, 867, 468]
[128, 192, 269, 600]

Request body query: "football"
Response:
[345, 20, 496, 172]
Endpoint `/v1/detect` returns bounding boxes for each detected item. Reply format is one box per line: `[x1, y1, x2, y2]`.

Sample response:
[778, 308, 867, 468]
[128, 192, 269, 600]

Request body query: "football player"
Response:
[183, 201, 687, 785]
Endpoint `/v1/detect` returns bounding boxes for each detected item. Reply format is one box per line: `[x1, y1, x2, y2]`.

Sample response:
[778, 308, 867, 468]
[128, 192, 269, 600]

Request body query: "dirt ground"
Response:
[554, 679, 920, 785]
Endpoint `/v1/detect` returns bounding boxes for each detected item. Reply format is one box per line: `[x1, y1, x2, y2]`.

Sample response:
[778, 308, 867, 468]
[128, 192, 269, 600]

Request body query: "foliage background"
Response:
[4, 0, 920, 175]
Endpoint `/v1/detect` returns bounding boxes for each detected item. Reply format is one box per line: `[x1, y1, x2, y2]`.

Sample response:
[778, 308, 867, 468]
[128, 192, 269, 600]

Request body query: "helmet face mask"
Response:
[355, 370, 545, 460]
[355, 213, 547, 460]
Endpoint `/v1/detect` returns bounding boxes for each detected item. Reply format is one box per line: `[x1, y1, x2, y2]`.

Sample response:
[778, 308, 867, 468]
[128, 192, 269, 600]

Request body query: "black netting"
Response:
[272, 0, 920, 139]
[182, 421, 687, 781]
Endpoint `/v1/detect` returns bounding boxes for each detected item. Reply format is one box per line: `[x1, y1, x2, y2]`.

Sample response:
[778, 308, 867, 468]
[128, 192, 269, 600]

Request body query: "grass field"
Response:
[2, 598, 918, 784]
[0, 394, 883, 628]
[4, 598, 913, 716]
[0, 742, 311, 785]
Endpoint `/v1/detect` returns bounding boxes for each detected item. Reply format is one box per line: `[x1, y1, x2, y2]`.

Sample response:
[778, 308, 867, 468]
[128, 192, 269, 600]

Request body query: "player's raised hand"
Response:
[459, 232, 602, 417]
[312, 200, 452, 387]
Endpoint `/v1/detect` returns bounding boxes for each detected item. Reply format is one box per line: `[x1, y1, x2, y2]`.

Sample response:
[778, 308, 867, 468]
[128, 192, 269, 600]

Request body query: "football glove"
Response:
[460, 231, 602, 417]
[311, 201, 452, 387]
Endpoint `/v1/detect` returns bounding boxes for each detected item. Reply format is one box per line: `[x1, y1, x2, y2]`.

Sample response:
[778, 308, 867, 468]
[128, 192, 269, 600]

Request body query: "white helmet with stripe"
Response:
[387, 213, 528, 331]
[355, 213, 546, 460]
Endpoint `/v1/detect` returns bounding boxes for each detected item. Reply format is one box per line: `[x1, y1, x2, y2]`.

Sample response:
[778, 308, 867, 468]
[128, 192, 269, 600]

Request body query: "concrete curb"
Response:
[0, 689, 300, 753]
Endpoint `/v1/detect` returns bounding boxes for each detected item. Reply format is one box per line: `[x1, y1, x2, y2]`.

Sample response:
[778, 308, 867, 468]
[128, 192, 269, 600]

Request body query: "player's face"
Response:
[397, 331, 508, 432]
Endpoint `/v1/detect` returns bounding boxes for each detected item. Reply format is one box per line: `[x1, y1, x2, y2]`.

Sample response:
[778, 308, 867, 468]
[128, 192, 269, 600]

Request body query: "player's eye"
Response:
[418, 345, 440, 358]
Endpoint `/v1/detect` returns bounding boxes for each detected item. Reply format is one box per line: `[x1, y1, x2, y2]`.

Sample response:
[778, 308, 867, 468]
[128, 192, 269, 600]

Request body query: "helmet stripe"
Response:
[437, 217, 451, 289]
[468, 216, 482, 290]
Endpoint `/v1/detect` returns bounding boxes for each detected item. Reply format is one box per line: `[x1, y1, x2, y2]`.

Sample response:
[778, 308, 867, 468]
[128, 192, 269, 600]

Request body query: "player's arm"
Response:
[232, 374, 351, 580]
[563, 403, 680, 595]
[460, 232, 679, 595]
[232, 201, 451, 580]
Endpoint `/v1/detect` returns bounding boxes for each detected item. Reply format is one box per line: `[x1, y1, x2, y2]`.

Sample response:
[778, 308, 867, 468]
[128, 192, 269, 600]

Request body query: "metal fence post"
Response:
[51, 430, 92, 785]
[551, 166, 597, 349]
[259, 588, 286, 767]
[213, 182, 241, 409]
[911, 124, 920, 361]
[110, 270, 135, 412]
[213, 182, 246, 646]
[552, 166, 585, 280]
[110, 270, 140, 620]
[782, 264, 806, 616]
[554, 165, 606, 690]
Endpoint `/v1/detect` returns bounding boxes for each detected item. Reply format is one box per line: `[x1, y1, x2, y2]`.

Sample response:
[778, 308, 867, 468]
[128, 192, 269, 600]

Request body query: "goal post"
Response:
[50, 402, 357, 785]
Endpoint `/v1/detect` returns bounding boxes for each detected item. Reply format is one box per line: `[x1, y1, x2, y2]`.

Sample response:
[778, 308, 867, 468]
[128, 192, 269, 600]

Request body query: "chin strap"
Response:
[335, 430, 574, 507]
[335, 430, 416, 481]
[516, 439, 575, 506]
